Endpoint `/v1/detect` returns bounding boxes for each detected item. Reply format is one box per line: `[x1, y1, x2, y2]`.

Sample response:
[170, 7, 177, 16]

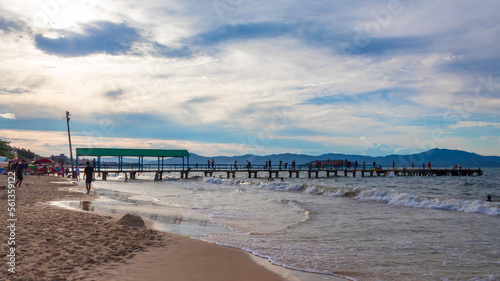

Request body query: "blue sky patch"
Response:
[35, 22, 140, 57]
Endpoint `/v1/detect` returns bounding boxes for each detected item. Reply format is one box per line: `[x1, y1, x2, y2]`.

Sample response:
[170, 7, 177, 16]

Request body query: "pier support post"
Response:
[102, 172, 107, 180]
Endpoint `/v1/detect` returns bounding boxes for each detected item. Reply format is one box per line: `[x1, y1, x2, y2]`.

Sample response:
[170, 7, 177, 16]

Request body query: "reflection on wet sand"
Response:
[79, 201, 93, 211]
[56, 194, 234, 237]
[173, 216, 183, 224]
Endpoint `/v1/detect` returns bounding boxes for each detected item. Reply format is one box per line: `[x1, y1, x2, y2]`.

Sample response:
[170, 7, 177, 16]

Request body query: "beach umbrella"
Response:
[38, 158, 52, 163]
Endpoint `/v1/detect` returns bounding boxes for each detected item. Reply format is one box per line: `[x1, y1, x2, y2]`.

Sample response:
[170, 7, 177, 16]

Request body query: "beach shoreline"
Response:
[0, 174, 346, 281]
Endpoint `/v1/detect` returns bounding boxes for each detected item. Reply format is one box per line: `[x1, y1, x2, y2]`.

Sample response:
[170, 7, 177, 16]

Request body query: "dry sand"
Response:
[0, 174, 286, 281]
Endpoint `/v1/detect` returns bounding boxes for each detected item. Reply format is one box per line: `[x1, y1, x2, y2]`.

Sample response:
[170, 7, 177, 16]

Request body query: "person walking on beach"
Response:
[14, 160, 28, 187]
[83, 161, 95, 194]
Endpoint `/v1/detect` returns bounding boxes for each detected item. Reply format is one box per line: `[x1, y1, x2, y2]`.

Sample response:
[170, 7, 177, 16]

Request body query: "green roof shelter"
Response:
[76, 148, 190, 172]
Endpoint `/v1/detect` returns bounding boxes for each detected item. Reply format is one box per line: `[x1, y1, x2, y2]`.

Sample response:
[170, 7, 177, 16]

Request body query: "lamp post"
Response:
[6, 141, 10, 160]
[66, 111, 75, 178]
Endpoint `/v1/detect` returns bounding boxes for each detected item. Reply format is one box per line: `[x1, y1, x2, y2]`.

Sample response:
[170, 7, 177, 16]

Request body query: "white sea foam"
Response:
[259, 182, 304, 192]
[204, 177, 248, 186]
[356, 189, 499, 215]
[204, 177, 223, 184]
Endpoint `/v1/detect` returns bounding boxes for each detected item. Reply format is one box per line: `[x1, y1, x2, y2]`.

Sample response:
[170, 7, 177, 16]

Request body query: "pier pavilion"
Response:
[75, 148, 190, 180]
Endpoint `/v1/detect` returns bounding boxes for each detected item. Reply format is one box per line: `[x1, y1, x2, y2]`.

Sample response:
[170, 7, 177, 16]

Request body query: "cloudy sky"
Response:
[1, 0, 499, 157]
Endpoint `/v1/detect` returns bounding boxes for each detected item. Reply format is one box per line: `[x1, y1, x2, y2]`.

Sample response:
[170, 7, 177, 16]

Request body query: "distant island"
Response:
[160, 149, 500, 168]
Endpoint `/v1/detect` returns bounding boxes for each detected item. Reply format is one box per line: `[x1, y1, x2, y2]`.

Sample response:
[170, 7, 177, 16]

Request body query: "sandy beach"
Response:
[0, 174, 296, 281]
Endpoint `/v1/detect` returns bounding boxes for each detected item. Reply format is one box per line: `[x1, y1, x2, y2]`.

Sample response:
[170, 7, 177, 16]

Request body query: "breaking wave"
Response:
[356, 189, 499, 216]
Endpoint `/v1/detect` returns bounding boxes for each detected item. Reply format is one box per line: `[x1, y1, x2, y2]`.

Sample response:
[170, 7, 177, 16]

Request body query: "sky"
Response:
[1, 0, 500, 157]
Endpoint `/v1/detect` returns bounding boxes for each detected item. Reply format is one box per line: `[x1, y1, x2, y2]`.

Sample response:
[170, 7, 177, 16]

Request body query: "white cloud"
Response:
[452, 121, 500, 128]
[0, 113, 15, 119]
[0, 129, 284, 157]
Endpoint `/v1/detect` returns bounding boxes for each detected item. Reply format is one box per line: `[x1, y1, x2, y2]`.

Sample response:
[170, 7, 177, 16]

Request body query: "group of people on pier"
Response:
[263, 160, 297, 170]
[311, 159, 378, 170]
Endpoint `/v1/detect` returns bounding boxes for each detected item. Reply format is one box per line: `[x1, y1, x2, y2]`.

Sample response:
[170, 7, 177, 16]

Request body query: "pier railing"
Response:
[76, 163, 383, 172]
[75, 163, 482, 179]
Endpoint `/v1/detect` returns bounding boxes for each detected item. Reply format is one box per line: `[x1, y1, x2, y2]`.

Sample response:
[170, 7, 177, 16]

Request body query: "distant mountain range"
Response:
[159, 149, 500, 168]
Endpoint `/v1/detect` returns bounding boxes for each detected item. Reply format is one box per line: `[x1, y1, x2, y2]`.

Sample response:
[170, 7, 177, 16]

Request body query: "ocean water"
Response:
[68, 168, 500, 281]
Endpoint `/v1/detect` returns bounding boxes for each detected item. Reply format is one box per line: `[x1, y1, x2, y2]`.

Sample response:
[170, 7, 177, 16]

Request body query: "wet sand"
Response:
[0, 175, 289, 281]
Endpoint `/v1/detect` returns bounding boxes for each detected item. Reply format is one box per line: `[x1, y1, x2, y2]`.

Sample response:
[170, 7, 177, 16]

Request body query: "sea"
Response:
[58, 168, 500, 281]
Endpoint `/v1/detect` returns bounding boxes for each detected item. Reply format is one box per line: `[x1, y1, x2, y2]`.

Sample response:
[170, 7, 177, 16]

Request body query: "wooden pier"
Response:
[80, 164, 483, 180]
[75, 148, 482, 180]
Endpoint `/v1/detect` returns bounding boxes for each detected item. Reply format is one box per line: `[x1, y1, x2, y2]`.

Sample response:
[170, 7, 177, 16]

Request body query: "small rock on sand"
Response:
[117, 214, 146, 228]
